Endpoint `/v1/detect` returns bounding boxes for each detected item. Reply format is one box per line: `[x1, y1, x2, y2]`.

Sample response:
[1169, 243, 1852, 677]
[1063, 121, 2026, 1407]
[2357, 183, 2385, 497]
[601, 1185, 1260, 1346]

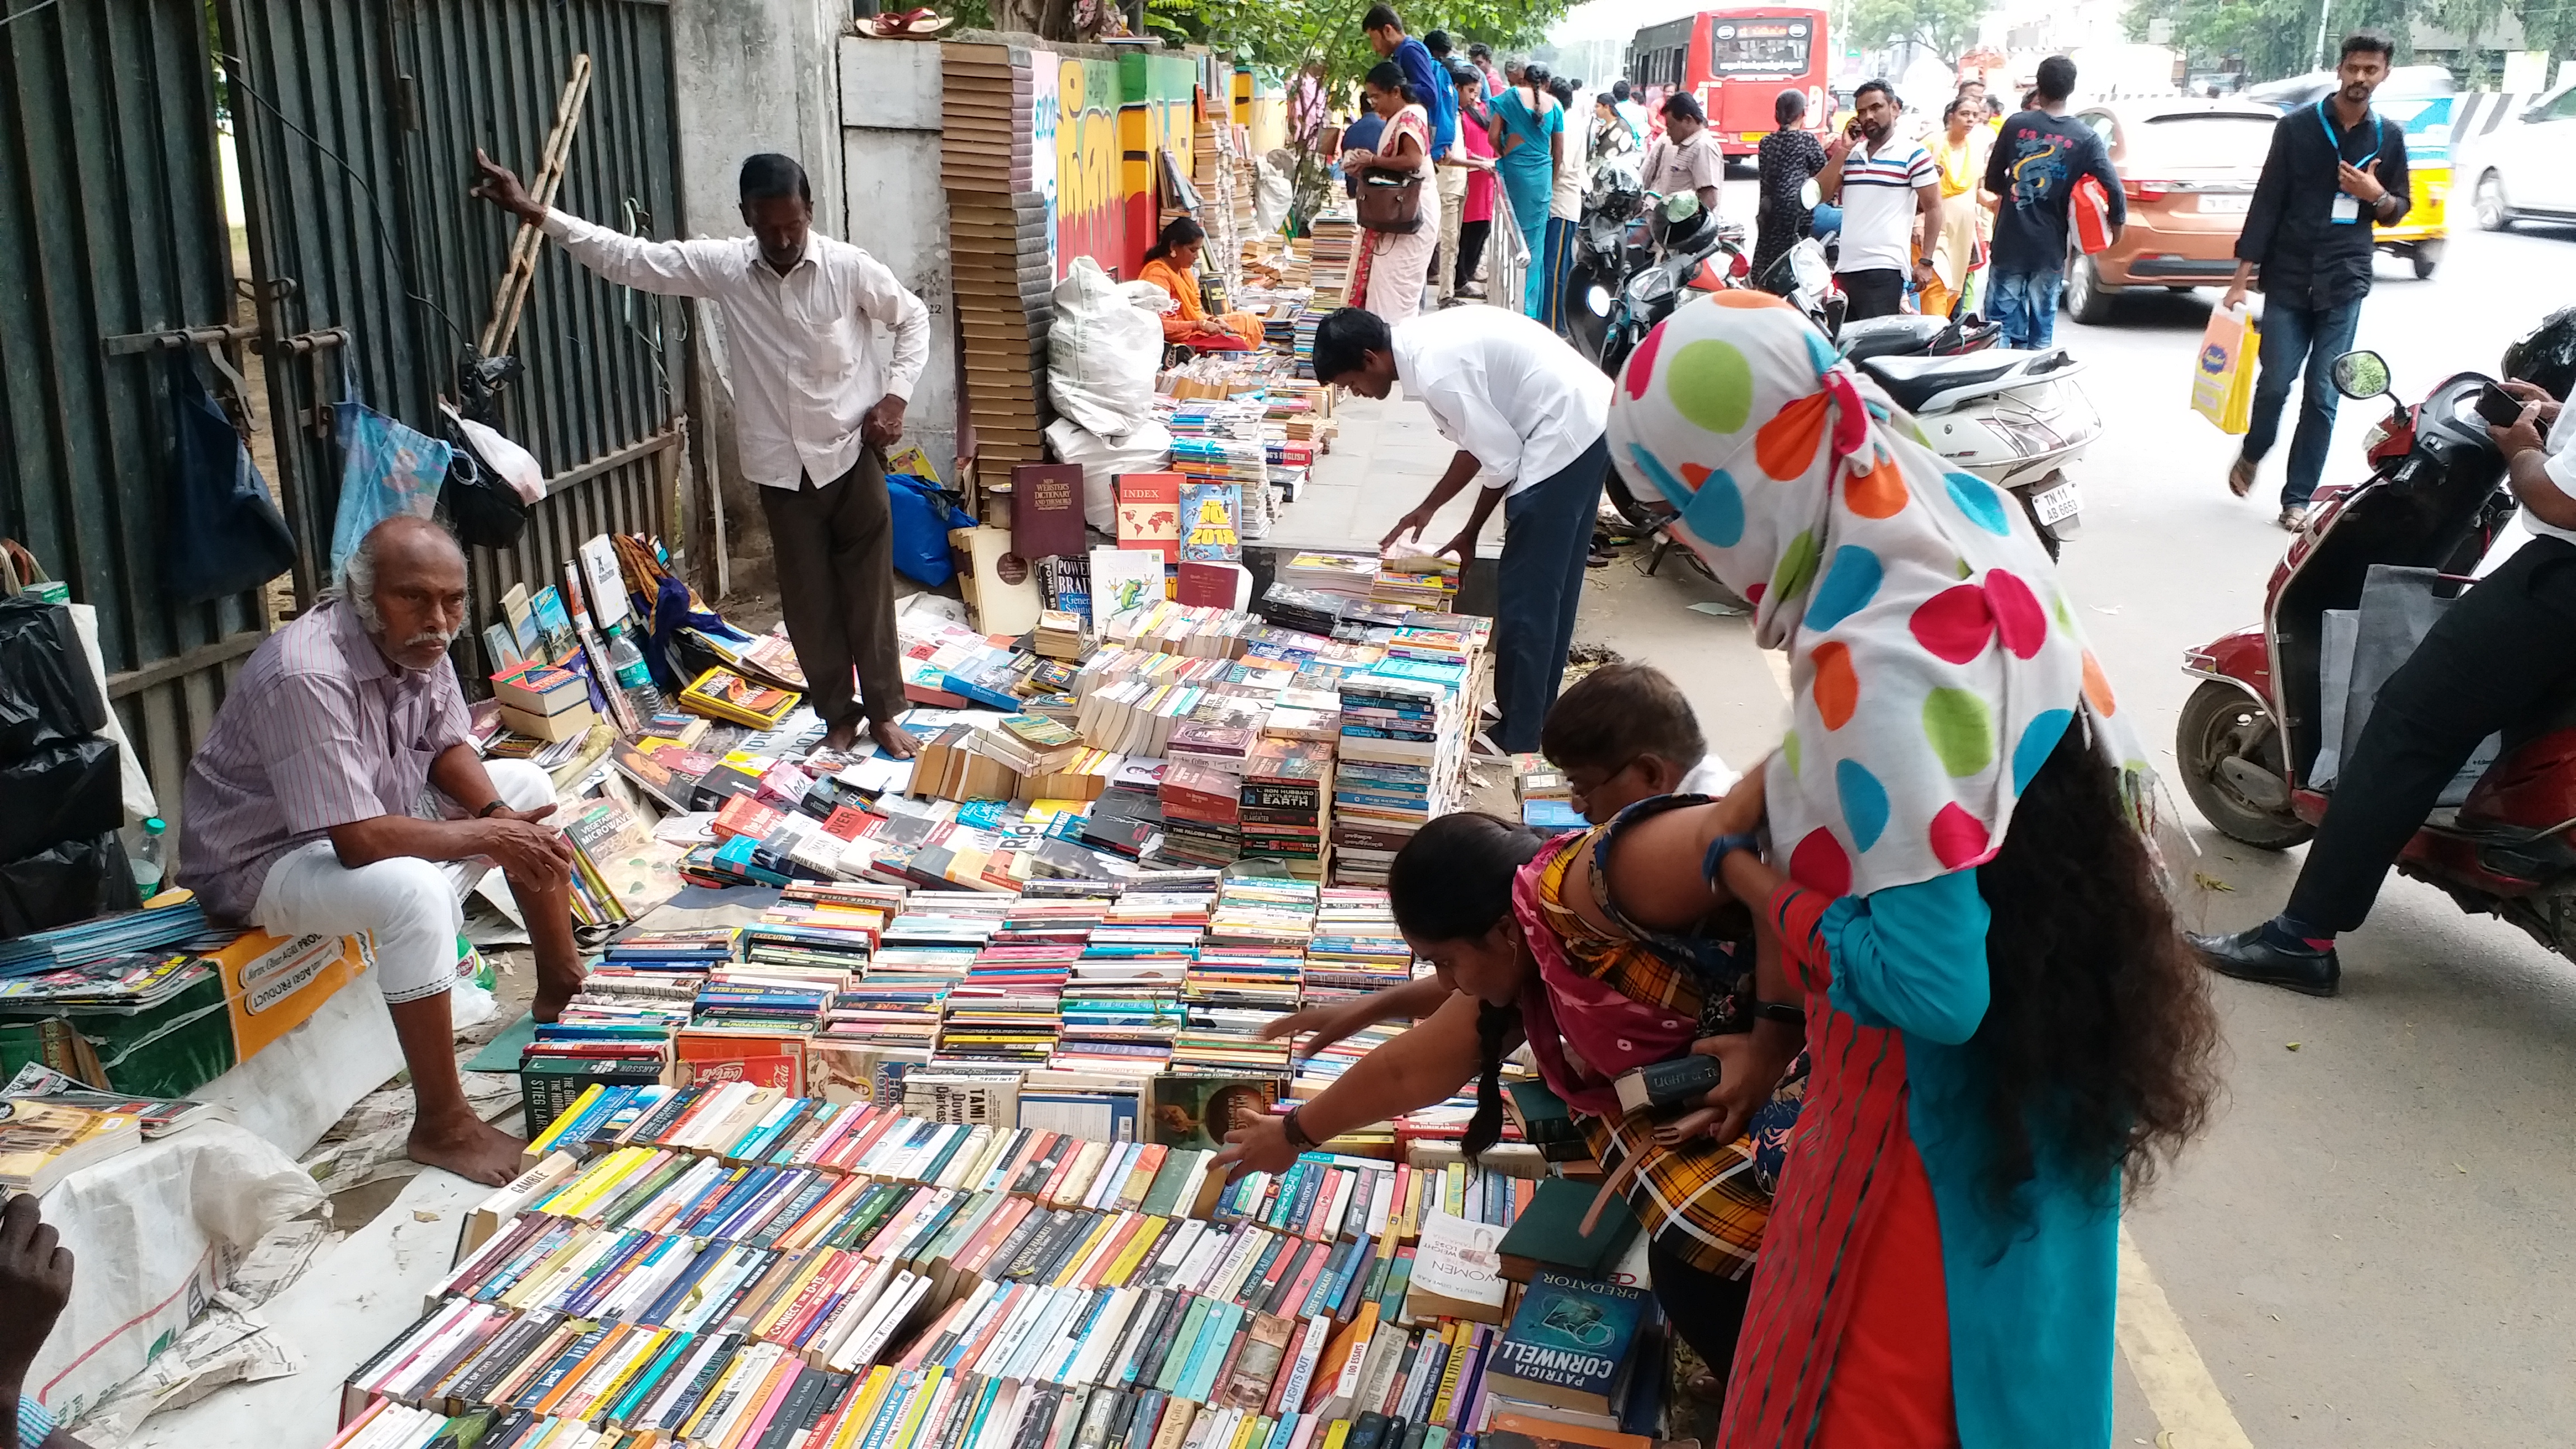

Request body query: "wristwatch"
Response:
[473, 799, 511, 819]
[1281, 1105, 1320, 1152]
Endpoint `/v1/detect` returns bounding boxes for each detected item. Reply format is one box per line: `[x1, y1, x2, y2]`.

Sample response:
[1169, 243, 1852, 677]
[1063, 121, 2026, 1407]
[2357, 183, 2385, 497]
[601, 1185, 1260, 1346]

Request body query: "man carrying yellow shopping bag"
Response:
[2191, 304, 2261, 434]
[2220, 31, 2410, 531]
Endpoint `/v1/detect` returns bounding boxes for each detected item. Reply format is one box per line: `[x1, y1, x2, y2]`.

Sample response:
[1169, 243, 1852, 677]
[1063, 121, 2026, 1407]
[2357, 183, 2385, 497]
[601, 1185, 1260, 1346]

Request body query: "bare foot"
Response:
[822, 719, 863, 754]
[407, 1114, 527, 1186]
[531, 964, 582, 1025]
[870, 720, 922, 760]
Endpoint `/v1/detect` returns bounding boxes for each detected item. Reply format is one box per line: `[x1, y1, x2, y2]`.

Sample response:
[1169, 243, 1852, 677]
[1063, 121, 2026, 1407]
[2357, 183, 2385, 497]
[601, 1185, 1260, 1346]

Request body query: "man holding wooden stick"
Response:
[472, 149, 930, 759]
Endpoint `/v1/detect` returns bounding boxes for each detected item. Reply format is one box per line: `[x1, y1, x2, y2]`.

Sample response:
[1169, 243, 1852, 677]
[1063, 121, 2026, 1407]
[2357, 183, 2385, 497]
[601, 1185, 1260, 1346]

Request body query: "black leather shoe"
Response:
[2187, 927, 2341, 997]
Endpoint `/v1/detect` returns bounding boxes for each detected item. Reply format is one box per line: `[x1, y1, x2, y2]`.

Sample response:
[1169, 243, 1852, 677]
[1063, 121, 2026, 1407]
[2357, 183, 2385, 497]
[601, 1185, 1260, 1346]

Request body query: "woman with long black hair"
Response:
[1604, 292, 2222, 1445]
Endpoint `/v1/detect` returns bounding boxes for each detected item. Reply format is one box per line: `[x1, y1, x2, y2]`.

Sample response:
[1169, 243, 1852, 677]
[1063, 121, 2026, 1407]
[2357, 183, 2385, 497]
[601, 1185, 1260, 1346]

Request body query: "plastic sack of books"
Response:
[1047, 256, 1163, 439]
[1044, 416, 1173, 531]
[0, 597, 109, 756]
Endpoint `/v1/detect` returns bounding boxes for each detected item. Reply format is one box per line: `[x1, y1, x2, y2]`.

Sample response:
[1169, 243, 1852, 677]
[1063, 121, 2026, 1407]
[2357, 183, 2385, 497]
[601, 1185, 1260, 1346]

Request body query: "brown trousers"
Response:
[757, 449, 904, 730]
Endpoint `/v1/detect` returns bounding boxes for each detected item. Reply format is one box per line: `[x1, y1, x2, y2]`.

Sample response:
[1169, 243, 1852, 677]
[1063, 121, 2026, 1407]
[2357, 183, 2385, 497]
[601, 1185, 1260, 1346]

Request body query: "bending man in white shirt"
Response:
[1312, 305, 1612, 755]
[471, 150, 930, 758]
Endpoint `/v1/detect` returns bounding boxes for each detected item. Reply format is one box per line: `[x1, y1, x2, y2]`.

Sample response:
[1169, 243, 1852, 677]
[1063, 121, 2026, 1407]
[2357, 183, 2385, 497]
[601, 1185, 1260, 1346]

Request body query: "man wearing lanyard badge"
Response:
[2222, 32, 2409, 531]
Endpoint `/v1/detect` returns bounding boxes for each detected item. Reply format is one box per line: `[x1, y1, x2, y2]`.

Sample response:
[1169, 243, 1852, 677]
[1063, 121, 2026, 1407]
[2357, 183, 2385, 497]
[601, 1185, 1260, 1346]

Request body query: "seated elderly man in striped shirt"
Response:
[177, 515, 585, 1185]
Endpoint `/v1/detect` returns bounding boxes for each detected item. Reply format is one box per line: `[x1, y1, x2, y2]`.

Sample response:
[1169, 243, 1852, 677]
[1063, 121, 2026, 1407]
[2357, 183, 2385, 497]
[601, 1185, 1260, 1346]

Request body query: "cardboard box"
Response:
[0, 930, 371, 1098]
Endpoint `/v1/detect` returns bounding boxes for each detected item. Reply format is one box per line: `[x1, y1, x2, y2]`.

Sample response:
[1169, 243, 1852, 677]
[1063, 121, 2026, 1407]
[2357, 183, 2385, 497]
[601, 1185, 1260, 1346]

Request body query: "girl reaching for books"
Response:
[1212, 804, 1800, 1406]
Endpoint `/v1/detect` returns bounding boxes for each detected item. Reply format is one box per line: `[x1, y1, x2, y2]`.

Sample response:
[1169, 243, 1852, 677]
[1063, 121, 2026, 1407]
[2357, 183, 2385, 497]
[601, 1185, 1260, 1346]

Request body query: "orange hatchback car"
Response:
[2061, 101, 2281, 324]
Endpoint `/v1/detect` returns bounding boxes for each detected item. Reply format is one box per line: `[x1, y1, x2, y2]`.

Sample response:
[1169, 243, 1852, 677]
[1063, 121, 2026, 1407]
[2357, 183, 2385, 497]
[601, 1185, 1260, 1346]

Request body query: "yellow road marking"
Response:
[2118, 1224, 2257, 1448]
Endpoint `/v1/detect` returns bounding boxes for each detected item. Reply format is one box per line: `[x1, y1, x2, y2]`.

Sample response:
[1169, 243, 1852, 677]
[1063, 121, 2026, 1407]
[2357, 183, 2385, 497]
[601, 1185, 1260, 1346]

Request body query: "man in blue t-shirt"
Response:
[1982, 54, 2124, 349]
[1363, 3, 1456, 162]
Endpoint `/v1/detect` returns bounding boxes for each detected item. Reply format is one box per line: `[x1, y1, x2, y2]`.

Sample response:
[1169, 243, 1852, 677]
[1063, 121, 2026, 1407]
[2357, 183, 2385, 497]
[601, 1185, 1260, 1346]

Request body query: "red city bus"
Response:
[1628, 8, 1831, 158]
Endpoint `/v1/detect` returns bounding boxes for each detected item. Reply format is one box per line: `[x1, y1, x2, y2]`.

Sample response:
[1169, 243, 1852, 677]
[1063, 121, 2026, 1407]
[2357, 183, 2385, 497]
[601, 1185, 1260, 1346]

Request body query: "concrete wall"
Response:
[840, 36, 960, 480]
[669, 0, 847, 588]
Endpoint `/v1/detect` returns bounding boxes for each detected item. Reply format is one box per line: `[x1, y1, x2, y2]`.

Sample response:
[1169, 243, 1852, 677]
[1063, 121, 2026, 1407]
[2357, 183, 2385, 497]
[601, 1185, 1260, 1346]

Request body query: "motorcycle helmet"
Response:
[2503, 306, 2576, 402]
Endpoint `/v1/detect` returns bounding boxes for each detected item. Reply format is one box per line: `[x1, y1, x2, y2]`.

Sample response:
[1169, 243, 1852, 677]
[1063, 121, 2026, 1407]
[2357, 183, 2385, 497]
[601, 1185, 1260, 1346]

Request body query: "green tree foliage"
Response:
[1840, 0, 1987, 63]
[1135, 0, 1574, 230]
[2125, 0, 2568, 84]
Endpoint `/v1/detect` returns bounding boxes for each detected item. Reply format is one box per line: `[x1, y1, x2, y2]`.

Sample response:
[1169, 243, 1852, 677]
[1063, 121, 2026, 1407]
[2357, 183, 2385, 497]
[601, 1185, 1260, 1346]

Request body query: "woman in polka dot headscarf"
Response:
[1600, 292, 2220, 1447]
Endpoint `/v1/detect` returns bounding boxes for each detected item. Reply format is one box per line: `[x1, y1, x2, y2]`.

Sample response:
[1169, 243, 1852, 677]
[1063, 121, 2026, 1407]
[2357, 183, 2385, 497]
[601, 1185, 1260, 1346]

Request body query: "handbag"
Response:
[1355, 165, 1424, 235]
[162, 352, 296, 604]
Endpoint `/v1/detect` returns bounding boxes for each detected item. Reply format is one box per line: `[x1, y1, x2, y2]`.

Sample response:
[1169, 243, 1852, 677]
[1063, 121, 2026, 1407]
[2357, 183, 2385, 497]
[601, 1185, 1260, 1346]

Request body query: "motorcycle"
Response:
[1768, 240, 2097, 558]
[2175, 349, 2576, 956]
[1562, 181, 1654, 368]
[1580, 195, 1754, 538]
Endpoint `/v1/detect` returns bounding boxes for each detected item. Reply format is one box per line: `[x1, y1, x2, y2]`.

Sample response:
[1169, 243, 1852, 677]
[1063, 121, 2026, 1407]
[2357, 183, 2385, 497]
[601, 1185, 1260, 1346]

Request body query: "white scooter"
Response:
[1775, 240, 2099, 557]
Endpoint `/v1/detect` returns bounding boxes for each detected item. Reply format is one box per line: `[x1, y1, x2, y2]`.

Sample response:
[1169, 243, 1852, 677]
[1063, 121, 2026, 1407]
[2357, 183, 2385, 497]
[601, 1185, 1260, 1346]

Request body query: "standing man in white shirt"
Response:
[1816, 79, 1942, 320]
[1311, 305, 1612, 756]
[471, 150, 930, 759]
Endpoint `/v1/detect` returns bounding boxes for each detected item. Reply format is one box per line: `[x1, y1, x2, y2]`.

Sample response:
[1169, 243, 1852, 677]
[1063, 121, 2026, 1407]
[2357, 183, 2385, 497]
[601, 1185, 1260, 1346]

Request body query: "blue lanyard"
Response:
[2314, 100, 2381, 171]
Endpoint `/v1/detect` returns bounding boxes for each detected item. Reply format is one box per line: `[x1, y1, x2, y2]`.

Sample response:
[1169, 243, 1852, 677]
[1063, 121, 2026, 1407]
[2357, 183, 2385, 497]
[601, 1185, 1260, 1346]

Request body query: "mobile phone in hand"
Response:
[2474, 382, 2525, 428]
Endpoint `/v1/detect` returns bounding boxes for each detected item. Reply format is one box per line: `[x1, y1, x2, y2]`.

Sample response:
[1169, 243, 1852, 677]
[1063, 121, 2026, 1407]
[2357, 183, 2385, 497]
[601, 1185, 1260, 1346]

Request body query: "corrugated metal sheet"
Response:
[222, 0, 689, 666]
[0, 0, 690, 823]
[0, 0, 267, 816]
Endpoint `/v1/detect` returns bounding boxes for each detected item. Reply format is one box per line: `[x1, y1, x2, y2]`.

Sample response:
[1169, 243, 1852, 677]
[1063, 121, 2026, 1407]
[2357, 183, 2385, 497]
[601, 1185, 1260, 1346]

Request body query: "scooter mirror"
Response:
[2330, 349, 2392, 401]
[1799, 177, 1822, 210]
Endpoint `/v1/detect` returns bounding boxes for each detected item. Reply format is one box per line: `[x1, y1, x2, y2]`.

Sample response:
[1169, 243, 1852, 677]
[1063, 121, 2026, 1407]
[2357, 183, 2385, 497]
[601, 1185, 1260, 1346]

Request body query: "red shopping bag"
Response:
[2072, 176, 2113, 254]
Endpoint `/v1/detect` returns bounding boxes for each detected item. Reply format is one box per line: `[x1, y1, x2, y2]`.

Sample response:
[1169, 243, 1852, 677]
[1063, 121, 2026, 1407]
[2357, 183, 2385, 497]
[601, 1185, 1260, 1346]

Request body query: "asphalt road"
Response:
[1584, 191, 2576, 1446]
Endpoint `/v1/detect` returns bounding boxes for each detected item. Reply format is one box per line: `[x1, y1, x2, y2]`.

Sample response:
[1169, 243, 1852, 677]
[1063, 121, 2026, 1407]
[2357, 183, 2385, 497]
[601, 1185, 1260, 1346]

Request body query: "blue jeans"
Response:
[2242, 296, 2363, 509]
[1989, 268, 2064, 349]
[1494, 433, 1611, 752]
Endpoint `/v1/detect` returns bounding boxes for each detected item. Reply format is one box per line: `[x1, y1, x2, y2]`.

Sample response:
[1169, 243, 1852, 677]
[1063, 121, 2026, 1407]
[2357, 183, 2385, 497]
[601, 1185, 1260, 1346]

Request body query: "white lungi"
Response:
[248, 759, 554, 1004]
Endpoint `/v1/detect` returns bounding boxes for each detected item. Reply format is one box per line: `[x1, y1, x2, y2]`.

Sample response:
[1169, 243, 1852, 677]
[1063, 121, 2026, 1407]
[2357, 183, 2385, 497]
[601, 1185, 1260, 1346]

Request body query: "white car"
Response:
[2471, 83, 2576, 230]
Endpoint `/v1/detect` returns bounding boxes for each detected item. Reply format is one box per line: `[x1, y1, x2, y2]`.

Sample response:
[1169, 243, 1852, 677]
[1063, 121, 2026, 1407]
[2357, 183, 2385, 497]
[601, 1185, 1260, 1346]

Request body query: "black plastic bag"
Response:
[164, 352, 297, 604]
[0, 831, 140, 938]
[0, 737, 124, 860]
[442, 441, 529, 550]
[0, 598, 109, 758]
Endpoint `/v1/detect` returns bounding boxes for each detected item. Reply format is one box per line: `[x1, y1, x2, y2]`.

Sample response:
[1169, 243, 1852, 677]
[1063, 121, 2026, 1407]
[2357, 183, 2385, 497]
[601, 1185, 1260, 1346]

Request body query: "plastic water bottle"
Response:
[605, 623, 665, 718]
[131, 816, 167, 893]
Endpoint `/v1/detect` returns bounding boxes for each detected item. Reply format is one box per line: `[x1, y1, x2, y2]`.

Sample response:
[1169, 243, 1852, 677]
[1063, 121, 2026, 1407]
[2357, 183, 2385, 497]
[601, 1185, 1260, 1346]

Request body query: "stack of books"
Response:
[1280, 553, 1378, 603]
[344, 1072, 1669, 1449]
[1330, 665, 1466, 888]
[679, 667, 802, 730]
[490, 660, 599, 744]
[1306, 209, 1357, 309]
[940, 42, 1052, 471]
[1033, 610, 1087, 661]
[1239, 741, 1332, 874]
[1301, 892, 1415, 1007]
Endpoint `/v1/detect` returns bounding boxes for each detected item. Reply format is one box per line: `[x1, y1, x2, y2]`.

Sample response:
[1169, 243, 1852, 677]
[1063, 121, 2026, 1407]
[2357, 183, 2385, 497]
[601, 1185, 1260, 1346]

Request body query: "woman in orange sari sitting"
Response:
[1137, 217, 1262, 352]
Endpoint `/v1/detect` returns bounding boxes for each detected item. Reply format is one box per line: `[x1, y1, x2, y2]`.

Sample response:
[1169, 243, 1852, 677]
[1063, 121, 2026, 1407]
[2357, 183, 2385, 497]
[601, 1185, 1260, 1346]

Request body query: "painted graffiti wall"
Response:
[1050, 54, 1124, 282]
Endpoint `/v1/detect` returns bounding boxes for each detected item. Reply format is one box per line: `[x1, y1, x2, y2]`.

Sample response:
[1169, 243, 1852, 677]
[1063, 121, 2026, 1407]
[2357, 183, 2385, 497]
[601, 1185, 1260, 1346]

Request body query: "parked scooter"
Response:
[2175, 349, 2575, 957]
[1767, 239, 2097, 557]
[1568, 191, 1746, 378]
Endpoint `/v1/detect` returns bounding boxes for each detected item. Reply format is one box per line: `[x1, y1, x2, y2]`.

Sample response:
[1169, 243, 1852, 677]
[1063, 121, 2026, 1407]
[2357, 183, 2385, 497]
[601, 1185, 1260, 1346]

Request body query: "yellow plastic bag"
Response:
[2191, 305, 2260, 435]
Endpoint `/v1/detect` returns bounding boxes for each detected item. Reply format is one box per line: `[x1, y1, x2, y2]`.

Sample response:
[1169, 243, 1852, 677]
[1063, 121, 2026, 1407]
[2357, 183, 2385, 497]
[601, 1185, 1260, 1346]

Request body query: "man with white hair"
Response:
[178, 515, 582, 1185]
